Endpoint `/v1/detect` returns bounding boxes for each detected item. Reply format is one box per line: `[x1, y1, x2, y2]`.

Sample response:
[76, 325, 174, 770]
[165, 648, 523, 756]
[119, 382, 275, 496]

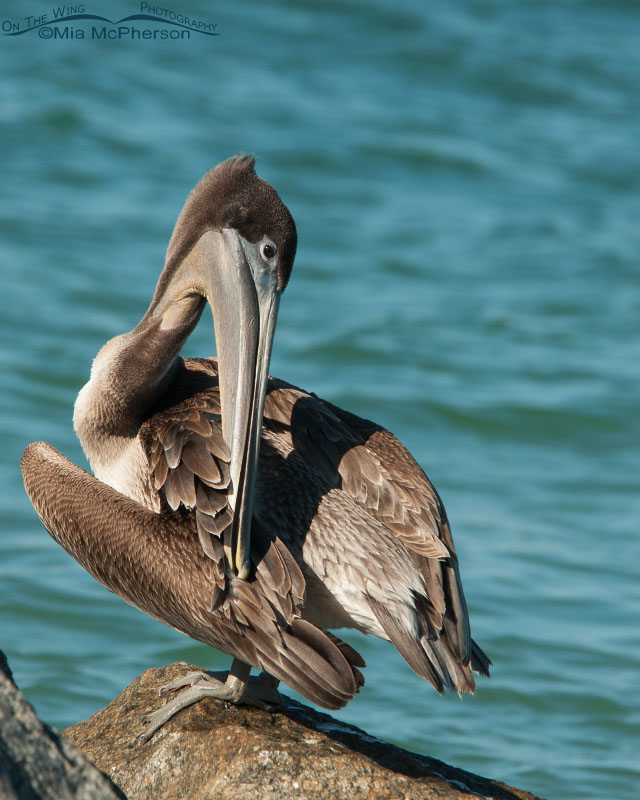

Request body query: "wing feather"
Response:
[139, 391, 232, 576]
[264, 379, 488, 675]
[21, 439, 364, 711]
[266, 383, 450, 561]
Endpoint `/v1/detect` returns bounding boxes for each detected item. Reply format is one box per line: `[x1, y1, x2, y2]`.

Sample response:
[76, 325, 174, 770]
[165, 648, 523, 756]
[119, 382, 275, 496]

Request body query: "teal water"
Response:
[2, 1, 639, 798]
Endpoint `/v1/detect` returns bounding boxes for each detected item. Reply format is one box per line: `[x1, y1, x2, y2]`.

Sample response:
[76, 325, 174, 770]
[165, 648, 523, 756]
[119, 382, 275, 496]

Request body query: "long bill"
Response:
[197, 228, 280, 580]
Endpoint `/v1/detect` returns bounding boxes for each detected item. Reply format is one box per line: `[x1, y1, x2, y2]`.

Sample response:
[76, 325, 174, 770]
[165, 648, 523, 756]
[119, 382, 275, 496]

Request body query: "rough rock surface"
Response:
[64, 661, 543, 800]
[0, 649, 124, 800]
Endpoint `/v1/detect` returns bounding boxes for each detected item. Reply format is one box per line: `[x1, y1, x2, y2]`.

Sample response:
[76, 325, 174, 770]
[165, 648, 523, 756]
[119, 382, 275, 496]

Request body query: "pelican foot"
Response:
[137, 661, 281, 743]
[139, 673, 244, 742]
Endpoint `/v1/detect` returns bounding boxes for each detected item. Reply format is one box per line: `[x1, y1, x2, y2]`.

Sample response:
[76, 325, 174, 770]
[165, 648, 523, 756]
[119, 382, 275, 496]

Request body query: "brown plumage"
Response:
[21, 155, 489, 737]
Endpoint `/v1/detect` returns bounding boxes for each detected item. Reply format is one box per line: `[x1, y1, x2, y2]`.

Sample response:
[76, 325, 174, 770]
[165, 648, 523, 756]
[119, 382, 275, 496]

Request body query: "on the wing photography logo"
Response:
[2, 3, 218, 40]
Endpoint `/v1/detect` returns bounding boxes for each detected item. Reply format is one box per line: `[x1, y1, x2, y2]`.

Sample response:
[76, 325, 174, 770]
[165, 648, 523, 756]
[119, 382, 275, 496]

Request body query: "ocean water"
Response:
[1, 1, 639, 798]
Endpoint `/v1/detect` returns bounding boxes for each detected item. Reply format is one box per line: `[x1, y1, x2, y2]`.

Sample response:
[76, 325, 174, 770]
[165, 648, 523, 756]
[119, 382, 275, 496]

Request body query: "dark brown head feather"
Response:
[165, 155, 297, 290]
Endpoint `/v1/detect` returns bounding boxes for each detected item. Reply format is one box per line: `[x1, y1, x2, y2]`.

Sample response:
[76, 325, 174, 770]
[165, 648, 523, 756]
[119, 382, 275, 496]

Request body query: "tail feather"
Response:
[325, 631, 366, 689]
[368, 596, 445, 692]
[369, 594, 483, 695]
[255, 619, 361, 709]
[471, 638, 492, 677]
[441, 561, 472, 663]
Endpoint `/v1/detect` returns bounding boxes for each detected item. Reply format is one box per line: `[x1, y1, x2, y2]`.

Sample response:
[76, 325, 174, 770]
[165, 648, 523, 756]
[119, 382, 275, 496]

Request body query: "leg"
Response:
[138, 659, 281, 743]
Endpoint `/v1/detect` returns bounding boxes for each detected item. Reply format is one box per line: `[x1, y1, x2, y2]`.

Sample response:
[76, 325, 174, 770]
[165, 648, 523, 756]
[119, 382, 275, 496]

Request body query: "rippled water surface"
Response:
[2, 2, 639, 798]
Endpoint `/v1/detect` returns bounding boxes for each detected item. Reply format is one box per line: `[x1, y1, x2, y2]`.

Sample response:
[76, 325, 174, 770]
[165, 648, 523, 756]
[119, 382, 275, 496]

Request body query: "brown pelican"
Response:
[21, 155, 490, 741]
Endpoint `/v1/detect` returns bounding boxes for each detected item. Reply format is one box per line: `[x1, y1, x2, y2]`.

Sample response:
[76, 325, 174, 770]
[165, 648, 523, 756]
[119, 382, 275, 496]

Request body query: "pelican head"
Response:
[146, 155, 297, 579]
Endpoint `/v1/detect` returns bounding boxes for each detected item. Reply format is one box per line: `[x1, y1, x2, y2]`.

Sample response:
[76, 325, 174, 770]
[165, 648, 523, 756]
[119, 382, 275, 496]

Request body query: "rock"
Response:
[63, 661, 544, 800]
[0, 649, 125, 800]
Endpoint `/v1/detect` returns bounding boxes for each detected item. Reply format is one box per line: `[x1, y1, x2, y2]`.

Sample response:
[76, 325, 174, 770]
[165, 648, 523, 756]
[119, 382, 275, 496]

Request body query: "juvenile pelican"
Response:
[21, 155, 490, 741]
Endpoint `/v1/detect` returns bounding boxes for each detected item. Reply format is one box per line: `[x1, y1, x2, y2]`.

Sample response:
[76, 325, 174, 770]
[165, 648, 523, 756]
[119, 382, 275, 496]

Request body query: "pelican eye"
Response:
[260, 242, 277, 261]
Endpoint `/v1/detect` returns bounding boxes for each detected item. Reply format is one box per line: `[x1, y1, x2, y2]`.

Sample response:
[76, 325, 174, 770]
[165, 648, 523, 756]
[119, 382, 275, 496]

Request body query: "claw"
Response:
[158, 670, 216, 696]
